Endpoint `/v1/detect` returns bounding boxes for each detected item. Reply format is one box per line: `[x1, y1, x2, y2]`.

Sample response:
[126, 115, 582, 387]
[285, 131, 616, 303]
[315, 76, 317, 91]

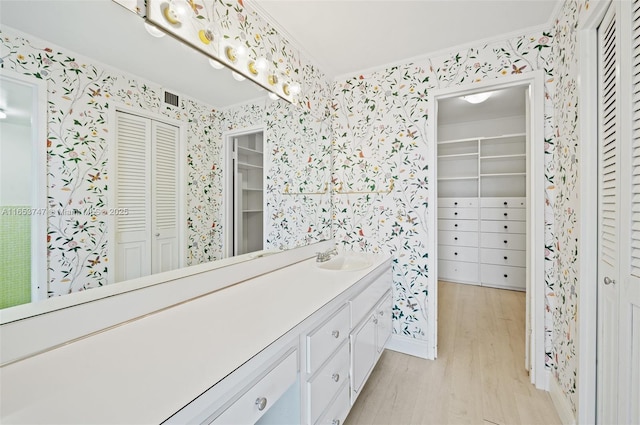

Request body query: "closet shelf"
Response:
[237, 162, 263, 170]
[242, 209, 263, 213]
[237, 146, 263, 155]
[438, 153, 479, 159]
[437, 176, 479, 181]
[479, 172, 526, 177]
[480, 154, 526, 160]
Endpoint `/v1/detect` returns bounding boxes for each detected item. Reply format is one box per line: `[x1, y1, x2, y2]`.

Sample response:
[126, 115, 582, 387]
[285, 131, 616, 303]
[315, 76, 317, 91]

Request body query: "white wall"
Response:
[438, 115, 525, 141]
[0, 121, 32, 206]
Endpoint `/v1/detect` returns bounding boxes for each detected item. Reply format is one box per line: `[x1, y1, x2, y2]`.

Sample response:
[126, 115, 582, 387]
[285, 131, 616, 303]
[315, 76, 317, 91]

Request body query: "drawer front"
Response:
[480, 248, 526, 267]
[438, 219, 478, 232]
[438, 198, 478, 208]
[480, 232, 526, 250]
[438, 259, 478, 283]
[351, 273, 391, 328]
[212, 350, 298, 425]
[480, 207, 526, 221]
[439, 245, 478, 262]
[480, 264, 526, 290]
[307, 304, 350, 374]
[308, 342, 350, 424]
[480, 220, 526, 234]
[438, 207, 479, 220]
[438, 230, 479, 247]
[480, 197, 526, 208]
[315, 382, 350, 425]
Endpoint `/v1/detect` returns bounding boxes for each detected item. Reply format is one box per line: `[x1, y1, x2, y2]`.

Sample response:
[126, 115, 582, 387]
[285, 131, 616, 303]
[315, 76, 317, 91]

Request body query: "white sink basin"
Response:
[316, 254, 373, 271]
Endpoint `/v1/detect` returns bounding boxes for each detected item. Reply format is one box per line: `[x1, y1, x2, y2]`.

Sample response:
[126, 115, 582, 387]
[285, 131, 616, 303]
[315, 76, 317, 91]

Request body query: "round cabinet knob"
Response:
[454, 237, 458, 241]
[604, 276, 616, 285]
[454, 224, 458, 227]
[454, 252, 458, 256]
[454, 212, 458, 216]
[503, 213, 508, 217]
[332, 373, 340, 382]
[332, 330, 340, 338]
[332, 420, 341, 425]
[155, 233, 160, 237]
[454, 202, 458, 206]
[504, 225, 508, 229]
[255, 397, 268, 411]
[504, 240, 508, 244]
[504, 274, 508, 278]
[504, 201, 508, 206]
[504, 256, 508, 260]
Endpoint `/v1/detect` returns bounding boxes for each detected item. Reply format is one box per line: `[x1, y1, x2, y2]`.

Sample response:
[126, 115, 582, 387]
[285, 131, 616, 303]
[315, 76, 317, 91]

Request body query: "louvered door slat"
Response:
[631, 0, 640, 278]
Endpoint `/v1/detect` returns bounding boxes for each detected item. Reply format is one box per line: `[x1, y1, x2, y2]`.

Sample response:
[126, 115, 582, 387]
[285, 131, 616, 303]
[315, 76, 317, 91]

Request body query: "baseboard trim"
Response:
[549, 374, 577, 425]
[385, 334, 433, 360]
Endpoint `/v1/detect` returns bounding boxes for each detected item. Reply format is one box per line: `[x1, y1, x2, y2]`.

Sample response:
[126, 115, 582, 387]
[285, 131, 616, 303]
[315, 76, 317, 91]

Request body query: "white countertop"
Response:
[0, 253, 390, 424]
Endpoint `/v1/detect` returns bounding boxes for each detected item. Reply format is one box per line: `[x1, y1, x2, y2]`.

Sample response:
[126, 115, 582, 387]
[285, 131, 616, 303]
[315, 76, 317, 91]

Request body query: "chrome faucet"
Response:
[316, 248, 338, 262]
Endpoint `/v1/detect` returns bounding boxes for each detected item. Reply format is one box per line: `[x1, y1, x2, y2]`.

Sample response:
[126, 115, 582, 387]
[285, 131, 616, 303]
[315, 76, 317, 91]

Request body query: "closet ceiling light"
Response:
[462, 92, 492, 104]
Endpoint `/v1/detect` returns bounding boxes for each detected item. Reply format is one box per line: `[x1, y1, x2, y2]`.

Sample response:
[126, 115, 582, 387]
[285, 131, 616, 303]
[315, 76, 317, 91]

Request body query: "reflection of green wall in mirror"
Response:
[0, 210, 31, 309]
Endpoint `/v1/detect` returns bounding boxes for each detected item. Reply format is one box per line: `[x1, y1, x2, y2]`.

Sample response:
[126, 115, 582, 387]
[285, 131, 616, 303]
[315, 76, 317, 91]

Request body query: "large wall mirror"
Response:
[0, 0, 332, 316]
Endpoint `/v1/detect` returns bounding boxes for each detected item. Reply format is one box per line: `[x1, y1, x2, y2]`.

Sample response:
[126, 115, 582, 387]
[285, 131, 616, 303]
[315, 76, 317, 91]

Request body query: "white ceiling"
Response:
[250, 0, 560, 79]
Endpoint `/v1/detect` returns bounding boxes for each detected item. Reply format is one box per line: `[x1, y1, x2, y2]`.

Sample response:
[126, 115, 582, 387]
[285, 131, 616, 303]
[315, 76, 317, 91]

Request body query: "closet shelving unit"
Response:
[437, 133, 527, 291]
[234, 133, 264, 255]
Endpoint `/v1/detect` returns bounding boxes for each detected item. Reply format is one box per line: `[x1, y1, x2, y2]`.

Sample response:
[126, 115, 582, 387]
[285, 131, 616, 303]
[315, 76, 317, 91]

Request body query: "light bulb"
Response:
[462, 92, 492, 104]
[289, 83, 301, 95]
[208, 58, 224, 69]
[231, 71, 246, 81]
[255, 57, 268, 72]
[268, 92, 279, 101]
[172, 1, 190, 19]
[144, 22, 165, 38]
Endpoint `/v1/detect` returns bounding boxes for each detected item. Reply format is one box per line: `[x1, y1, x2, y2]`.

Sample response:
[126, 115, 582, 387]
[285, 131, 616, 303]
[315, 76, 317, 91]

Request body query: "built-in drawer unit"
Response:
[480, 197, 526, 208]
[480, 207, 526, 221]
[438, 245, 478, 262]
[480, 248, 526, 268]
[438, 259, 479, 284]
[211, 349, 298, 425]
[480, 220, 526, 234]
[307, 303, 350, 374]
[438, 230, 479, 247]
[480, 264, 526, 290]
[438, 219, 479, 232]
[438, 198, 478, 208]
[438, 207, 479, 220]
[480, 232, 526, 250]
[307, 342, 349, 425]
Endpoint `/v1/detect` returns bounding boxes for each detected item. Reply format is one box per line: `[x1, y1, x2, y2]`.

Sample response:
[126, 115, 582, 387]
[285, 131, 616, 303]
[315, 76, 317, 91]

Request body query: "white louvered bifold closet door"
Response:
[596, 4, 621, 424]
[114, 111, 180, 282]
[115, 112, 153, 282]
[618, 0, 640, 422]
[151, 121, 180, 274]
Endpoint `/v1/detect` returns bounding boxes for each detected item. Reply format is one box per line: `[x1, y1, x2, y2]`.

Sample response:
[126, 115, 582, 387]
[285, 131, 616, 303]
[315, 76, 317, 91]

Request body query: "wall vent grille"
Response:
[164, 90, 179, 107]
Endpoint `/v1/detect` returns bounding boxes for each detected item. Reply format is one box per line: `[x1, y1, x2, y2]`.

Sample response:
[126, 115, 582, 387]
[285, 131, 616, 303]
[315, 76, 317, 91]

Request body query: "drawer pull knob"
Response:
[504, 274, 508, 278]
[454, 202, 458, 206]
[504, 240, 508, 244]
[504, 256, 508, 260]
[503, 213, 508, 217]
[454, 212, 458, 216]
[454, 224, 458, 227]
[454, 237, 458, 241]
[255, 397, 268, 411]
[454, 252, 458, 256]
[332, 420, 341, 425]
[331, 330, 340, 338]
[504, 201, 508, 206]
[504, 225, 508, 229]
[332, 373, 340, 382]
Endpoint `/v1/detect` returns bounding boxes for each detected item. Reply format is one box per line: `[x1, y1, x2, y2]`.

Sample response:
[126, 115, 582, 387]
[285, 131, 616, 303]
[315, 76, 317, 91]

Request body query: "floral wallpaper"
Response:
[0, 4, 331, 297]
[331, 23, 563, 401]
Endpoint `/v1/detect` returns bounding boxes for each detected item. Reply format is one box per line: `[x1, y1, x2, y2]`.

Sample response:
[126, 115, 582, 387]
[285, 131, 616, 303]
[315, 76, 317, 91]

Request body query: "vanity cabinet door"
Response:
[375, 292, 392, 353]
[350, 314, 377, 403]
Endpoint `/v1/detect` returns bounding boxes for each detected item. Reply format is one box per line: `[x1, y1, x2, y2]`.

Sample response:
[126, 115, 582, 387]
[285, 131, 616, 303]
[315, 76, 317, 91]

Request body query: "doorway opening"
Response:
[430, 72, 547, 389]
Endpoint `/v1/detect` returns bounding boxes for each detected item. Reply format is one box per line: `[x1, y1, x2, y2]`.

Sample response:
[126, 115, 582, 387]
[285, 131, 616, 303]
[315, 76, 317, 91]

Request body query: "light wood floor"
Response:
[344, 281, 561, 425]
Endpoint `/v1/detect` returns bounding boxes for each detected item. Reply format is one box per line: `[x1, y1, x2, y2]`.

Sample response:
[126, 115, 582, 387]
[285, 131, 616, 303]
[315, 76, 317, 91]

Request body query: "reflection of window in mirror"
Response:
[224, 128, 265, 257]
[110, 108, 185, 283]
[0, 71, 47, 308]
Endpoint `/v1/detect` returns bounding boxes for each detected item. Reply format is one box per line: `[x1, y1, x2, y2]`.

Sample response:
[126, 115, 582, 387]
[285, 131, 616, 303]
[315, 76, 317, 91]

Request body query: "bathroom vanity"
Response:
[0, 242, 392, 424]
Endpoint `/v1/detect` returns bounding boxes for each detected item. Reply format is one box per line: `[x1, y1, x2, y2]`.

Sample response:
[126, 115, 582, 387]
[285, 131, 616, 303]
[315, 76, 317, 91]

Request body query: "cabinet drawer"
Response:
[480, 207, 526, 221]
[480, 248, 526, 267]
[315, 382, 350, 425]
[438, 230, 479, 247]
[480, 197, 526, 208]
[438, 207, 479, 220]
[480, 220, 526, 234]
[438, 198, 478, 208]
[212, 350, 297, 425]
[307, 304, 350, 374]
[438, 259, 478, 283]
[438, 219, 478, 232]
[480, 232, 526, 250]
[480, 264, 526, 290]
[439, 245, 478, 262]
[351, 273, 391, 328]
[308, 342, 349, 425]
